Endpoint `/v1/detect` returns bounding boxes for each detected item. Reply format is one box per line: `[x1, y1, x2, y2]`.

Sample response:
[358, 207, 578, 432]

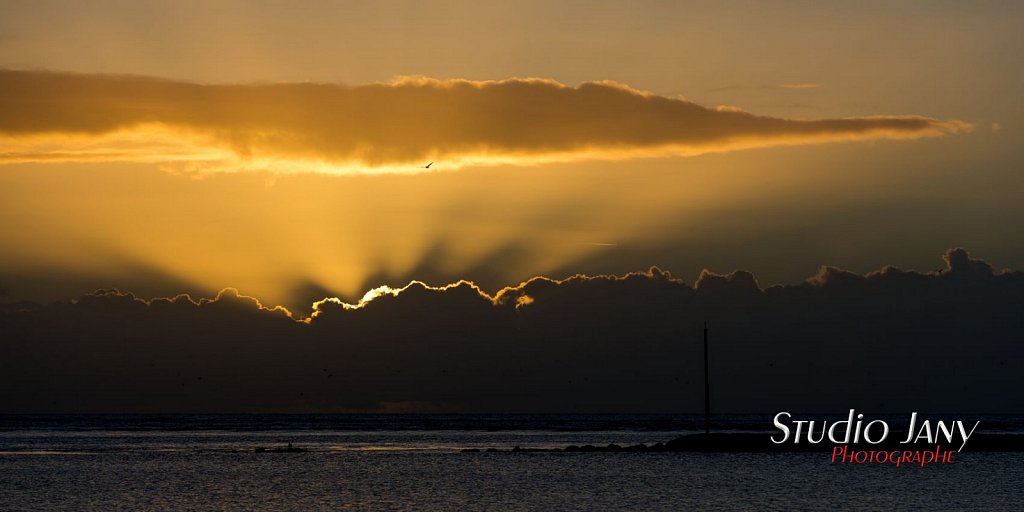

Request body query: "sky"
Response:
[1, 1, 1022, 412]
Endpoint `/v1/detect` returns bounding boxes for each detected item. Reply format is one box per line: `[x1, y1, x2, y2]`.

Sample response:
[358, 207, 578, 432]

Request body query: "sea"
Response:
[1, 414, 1022, 511]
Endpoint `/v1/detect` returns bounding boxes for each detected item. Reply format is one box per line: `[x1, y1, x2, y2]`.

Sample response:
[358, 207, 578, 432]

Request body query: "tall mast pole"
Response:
[703, 320, 710, 435]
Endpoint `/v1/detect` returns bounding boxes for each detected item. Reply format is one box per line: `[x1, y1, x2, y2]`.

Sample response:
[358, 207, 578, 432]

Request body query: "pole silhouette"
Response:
[703, 320, 710, 435]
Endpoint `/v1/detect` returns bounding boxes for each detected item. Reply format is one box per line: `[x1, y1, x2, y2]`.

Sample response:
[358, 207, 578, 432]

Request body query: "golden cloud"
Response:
[0, 70, 970, 174]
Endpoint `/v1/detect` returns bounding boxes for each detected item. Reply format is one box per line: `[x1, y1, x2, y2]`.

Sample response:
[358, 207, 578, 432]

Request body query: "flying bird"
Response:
[422, 162, 433, 169]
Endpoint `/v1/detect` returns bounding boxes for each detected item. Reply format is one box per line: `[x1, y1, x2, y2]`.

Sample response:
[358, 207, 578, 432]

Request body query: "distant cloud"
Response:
[1, 248, 1021, 413]
[706, 82, 823, 93]
[0, 70, 970, 174]
[778, 83, 822, 89]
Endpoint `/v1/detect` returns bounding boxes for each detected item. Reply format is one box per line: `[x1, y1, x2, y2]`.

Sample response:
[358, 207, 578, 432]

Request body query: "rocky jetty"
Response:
[460, 433, 1024, 453]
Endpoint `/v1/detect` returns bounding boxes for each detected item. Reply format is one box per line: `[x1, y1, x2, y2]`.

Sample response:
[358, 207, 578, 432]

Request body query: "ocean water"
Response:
[1, 414, 1021, 511]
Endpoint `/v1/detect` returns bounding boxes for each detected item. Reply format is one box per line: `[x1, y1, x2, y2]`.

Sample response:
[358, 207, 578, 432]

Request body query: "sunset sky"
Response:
[1, 0, 1021, 316]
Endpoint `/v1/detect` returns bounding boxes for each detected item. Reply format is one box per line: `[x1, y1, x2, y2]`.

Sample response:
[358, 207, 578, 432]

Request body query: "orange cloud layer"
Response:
[0, 70, 970, 173]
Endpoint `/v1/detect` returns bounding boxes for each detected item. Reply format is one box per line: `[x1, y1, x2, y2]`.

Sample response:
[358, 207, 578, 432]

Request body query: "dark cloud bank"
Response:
[1, 249, 1021, 413]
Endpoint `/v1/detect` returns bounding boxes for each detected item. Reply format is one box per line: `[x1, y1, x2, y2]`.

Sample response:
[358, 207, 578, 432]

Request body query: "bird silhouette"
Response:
[423, 162, 433, 169]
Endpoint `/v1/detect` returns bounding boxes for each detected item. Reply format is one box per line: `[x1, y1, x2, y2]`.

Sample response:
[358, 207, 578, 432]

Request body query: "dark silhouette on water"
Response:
[461, 434, 1024, 453]
[255, 442, 307, 453]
